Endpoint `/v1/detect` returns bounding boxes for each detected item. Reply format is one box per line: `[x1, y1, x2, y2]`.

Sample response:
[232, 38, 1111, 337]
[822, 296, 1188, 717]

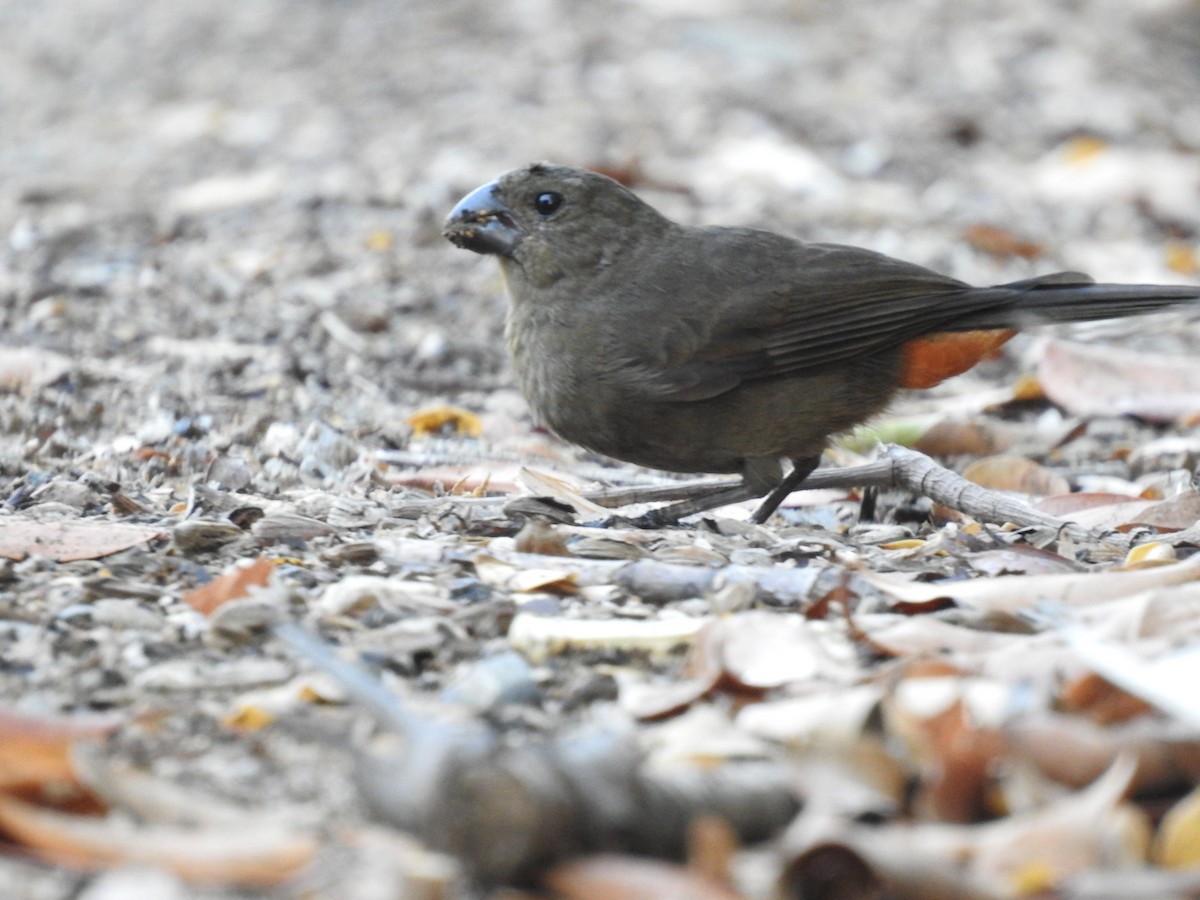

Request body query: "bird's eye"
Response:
[532, 191, 563, 216]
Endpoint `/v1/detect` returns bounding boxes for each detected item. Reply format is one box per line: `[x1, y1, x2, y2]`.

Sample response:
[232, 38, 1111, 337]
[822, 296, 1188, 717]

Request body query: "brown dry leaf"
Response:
[963, 224, 1044, 260]
[224, 706, 276, 731]
[619, 675, 717, 722]
[967, 755, 1149, 888]
[780, 842, 895, 900]
[518, 467, 610, 517]
[1154, 784, 1200, 868]
[1165, 241, 1199, 277]
[1036, 493, 1157, 531]
[964, 546, 1082, 577]
[914, 419, 1017, 457]
[1071, 582, 1200, 643]
[961, 455, 1069, 496]
[619, 621, 724, 720]
[1059, 672, 1153, 725]
[687, 815, 737, 887]
[1060, 502, 1160, 532]
[407, 405, 483, 437]
[385, 463, 522, 495]
[474, 553, 579, 595]
[543, 854, 742, 900]
[0, 346, 73, 394]
[1124, 541, 1178, 568]
[1036, 492, 1142, 517]
[1065, 630, 1200, 728]
[801, 755, 1146, 896]
[1123, 492, 1200, 532]
[365, 228, 394, 251]
[736, 685, 882, 746]
[0, 519, 164, 563]
[71, 746, 260, 827]
[859, 614, 1030, 658]
[1044, 490, 1199, 531]
[864, 552, 1200, 615]
[1004, 711, 1200, 792]
[717, 612, 852, 690]
[1062, 134, 1109, 163]
[512, 519, 572, 556]
[507, 612, 708, 664]
[0, 792, 316, 887]
[1038, 339, 1200, 422]
[884, 677, 1007, 822]
[183, 556, 274, 615]
[1011, 373, 1047, 402]
[0, 710, 121, 801]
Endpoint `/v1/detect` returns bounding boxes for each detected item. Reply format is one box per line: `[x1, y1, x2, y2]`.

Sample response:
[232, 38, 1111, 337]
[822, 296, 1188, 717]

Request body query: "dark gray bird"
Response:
[445, 163, 1200, 522]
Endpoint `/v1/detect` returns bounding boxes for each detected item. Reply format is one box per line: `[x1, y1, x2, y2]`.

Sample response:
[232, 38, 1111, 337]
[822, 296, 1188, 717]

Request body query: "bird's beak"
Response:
[443, 181, 523, 257]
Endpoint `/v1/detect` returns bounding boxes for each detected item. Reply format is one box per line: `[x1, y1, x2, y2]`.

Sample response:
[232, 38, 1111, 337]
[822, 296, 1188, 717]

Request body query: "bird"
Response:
[443, 162, 1200, 524]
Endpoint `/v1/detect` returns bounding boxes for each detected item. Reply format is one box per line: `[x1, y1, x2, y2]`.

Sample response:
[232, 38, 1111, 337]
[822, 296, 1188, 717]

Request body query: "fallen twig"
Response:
[273, 623, 801, 885]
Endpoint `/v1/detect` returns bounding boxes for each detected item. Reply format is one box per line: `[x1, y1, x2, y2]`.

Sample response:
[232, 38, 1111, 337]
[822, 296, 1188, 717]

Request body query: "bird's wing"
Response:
[643, 239, 1095, 400]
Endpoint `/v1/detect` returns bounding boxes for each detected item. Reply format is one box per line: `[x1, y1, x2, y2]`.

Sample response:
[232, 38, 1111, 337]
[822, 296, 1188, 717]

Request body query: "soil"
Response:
[1, 1, 1199, 897]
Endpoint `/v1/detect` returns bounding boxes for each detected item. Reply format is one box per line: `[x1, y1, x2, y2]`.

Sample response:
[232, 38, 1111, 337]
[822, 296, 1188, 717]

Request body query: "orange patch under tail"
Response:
[898, 329, 1017, 389]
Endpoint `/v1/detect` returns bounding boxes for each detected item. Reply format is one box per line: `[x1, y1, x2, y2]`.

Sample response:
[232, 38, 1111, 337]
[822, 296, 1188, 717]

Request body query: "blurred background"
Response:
[0, 5, 1197, 894]
[1, 0, 1198, 438]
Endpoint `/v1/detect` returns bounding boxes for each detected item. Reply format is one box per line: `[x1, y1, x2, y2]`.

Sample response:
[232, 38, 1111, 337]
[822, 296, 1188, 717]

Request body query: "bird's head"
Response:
[443, 163, 668, 287]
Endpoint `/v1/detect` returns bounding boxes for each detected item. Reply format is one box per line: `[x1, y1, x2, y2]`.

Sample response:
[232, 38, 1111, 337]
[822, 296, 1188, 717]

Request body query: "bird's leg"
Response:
[607, 481, 763, 527]
[588, 457, 823, 527]
[748, 456, 821, 524]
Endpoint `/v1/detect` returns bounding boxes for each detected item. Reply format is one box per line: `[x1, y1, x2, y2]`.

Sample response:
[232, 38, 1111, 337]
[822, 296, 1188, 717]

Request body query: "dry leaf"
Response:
[736, 686, 882, 746]
[1039, 340, 1200, 422]
[963, 224, 1044, 260]
[1165, 241, 1198, 277]
[1035, 493, 1157, 531]
[962, 455, 1069, 496]
[797, 755, 1146, 895]
[717, 612, 841, 690]
[1124, 493, 1200, 532]
[965, 546, 1082, 577]
[407, 405, 483, 437]
[914, 419, 1018, 457]
[513, 519, 572, 556]
[365, 229, 394, 251]
[544, 854, 742, 900]
[0, 709, 121, 800]
[619, 623, 724, 720]
[0, 793, 315, 886]
[474, 554, 579, 595]
[1004, 711, 1200, 791]
[0, 519, 164, 563]
[864, 552, 1200, 615]
[1065, 630, 1200, 729]
[507, 612, 708, 664]
[1057, 134, 1109, 165]
[1059, 672, 1153, 725]
[385, 463, 522, 495]
[915, 699, 1000, 822]
[518, 467, 611, 517]
[1123, 542, 1178, 568]
[1037, 492, 1145, 516]
[0, 346, 73, 394]
[1011, 373, 1047, 402]
[1155, 784, 1200, 868]
[183, 556, 274, 615]
[885, 676, 1009, 822]
[968, 755, 1148, 886]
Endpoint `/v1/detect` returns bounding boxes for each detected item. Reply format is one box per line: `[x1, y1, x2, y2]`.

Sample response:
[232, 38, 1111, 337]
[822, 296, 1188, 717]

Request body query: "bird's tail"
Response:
[953, 272, 1200, 329]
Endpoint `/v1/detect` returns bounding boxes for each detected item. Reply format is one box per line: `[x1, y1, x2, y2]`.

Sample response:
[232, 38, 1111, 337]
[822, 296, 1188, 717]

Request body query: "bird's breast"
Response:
[505, 302, 617, 445]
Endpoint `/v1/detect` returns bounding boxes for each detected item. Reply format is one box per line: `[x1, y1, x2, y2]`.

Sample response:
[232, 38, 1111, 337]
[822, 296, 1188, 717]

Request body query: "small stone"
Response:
[172, 519, 244, 554]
